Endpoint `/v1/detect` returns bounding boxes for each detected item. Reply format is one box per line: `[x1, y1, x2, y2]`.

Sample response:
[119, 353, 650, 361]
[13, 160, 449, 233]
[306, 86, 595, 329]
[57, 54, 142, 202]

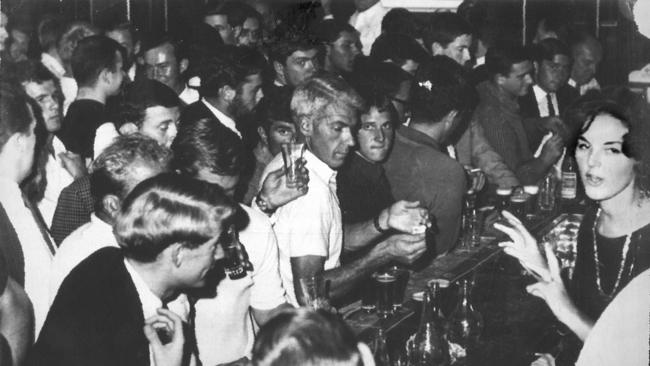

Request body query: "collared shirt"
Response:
[0, 176, 54, 337]
[532, 84, 558, 118]
[258, 150, 342, 306]
[38, 136, 74, 227]
[93, 122, 120, 159]
[49, 213, 116, 303]
[124, 259, 191, 366]
[195, 204, 286, 365]
[349, 1, 390, 56]
[201, 98, 242, 138]
[179, 86, 200, 105]
[569, 77, 600, 95]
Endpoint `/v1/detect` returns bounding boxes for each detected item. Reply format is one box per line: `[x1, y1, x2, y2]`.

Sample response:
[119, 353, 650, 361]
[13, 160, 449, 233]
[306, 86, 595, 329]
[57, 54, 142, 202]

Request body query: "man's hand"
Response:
[58, 151, 86, 178]
[538, 116, 567, 137]
[539, 134, 564, 165]
[383, 233, 427, 265]
[143, 308, 185, 366]
[378, 201, 430, 234]
[260, 159, 309, 210]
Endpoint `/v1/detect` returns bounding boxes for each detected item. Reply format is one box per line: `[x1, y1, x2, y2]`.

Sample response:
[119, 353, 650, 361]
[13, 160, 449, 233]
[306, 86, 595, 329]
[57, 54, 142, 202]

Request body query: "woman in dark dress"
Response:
[496, 88, 650, 360]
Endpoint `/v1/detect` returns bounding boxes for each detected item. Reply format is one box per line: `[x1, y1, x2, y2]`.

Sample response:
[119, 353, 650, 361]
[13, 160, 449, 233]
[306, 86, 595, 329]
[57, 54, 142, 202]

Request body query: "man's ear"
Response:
[133, 41, 141, 57]
[273, 60, 286, 84]
[431, 42, 444, 56]
[444, 110, 459, 127]
[179, 58, 189, 74]
[298, 117, 313, 137]
[495, 73, 507, 87]
[257, 126, 269, 145]
[533, 61, 540, 76]
[99, 68, 112, 86]
[102, 195, 122, 220]
[171, 244, 183, 268]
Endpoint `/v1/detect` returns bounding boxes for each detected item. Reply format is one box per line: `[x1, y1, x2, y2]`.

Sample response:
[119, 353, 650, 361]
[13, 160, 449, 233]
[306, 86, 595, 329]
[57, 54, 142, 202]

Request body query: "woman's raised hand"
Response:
[495, 210, 550, 281]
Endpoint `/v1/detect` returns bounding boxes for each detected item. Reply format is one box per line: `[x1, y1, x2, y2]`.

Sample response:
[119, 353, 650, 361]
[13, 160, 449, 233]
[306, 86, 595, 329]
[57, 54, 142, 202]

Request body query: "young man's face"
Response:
[23, 80, 62, 133]
[327, 31, 361, 74]
[536, 54, 571, 93]
[282, 49, 319, 87]
[304, 105, 357, 169]
[434, 34, 472, 66]
[499, 60, 534, 97]
[204, 14, 235, 45]
[232, 73, 264, 118]
[263, 120, 296, 156]
[357, 107, 394, 163]
[139, 105, 180, 148]
[237, 17, 261, 47]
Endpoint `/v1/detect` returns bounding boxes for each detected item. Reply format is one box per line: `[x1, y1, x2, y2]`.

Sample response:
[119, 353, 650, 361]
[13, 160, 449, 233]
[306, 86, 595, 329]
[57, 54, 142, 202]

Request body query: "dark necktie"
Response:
[22, 193, 56, 255]
[547, 93, 556, 117]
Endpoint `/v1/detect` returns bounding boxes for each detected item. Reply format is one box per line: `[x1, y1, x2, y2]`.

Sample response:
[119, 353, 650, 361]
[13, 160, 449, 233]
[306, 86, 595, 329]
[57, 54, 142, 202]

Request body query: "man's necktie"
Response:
[547, 93, 556, 117]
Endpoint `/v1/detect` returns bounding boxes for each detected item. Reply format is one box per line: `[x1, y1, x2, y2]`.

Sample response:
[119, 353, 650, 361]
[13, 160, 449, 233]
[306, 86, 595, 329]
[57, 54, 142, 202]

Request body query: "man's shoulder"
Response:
[180, 101, 214, 124]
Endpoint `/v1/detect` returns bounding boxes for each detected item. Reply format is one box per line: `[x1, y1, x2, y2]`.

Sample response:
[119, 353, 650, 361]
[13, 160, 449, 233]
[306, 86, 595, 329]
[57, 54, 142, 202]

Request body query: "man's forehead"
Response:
[270, 119, 295, 129]
[510, 60, 533, 76]
[290, 49, 318, 59]
[144, 43, 175, 63]
[23, 80, 57, 97]
[545, 54, 570, 66]
[451, 34, 472, 46]
[336, 31, 359, 43]
[323, 105, 358, 125]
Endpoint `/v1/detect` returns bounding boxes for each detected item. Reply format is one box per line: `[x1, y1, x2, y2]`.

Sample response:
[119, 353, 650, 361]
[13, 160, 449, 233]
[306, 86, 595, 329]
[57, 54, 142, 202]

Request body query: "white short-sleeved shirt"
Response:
[259, 150, 343, 306]
[38, 136, 74, 227]
[49, 214, 116, 303]
[195, 204, 286, 365]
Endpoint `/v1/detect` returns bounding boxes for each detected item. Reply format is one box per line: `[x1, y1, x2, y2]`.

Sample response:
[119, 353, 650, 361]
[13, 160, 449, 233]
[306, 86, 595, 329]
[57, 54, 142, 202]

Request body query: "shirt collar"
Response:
[124, 259, 163, 319]
[201, 98, 242, 138]
[396, 125, 443, 152]
[533, 84, 552, 102]
[304, 149, 337, 185]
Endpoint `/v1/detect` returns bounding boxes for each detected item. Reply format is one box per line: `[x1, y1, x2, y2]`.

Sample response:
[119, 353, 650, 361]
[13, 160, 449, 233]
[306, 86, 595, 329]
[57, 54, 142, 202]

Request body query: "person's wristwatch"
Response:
[255, 193, 276, 215]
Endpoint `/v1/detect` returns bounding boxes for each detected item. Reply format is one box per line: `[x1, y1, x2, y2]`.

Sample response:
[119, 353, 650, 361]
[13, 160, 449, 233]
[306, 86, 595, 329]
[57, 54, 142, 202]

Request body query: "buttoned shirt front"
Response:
[0, 176, 54, 336]
[259, 149, 342, 306]
[533, 84, 558, 118]
[201, 98, 242, 138]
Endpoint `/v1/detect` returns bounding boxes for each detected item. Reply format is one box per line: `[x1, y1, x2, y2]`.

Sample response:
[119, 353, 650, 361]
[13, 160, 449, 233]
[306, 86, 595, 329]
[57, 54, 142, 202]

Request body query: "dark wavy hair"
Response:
[567, 87, 650, 198]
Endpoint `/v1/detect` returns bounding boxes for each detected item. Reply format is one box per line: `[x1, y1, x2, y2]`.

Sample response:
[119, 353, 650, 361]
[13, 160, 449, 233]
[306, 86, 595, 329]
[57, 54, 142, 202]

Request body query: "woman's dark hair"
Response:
[252, 308, 364, 366]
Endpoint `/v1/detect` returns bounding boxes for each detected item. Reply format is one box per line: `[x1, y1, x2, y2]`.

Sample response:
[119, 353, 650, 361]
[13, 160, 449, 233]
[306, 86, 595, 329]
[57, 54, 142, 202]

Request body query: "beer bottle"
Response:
[223, 224, 247, 280]
[408, 286, 450, 366]
[561, 155, 577, 200]
[447, 279, 484, 366]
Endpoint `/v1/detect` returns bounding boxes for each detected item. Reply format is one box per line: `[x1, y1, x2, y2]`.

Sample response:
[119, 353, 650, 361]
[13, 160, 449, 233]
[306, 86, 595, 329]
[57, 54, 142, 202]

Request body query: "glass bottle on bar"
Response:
[370, 327, 390, 366]
[538, 172, 556, 213]
[560, 154, 577, 201]
[447, 279, 484, 366]
[408, 285, 450, 366]
[222, 224, 247, 280]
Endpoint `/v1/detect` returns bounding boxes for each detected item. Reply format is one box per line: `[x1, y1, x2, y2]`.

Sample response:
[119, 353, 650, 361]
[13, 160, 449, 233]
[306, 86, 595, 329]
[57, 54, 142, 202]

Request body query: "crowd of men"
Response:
[0, 0, 619, 365]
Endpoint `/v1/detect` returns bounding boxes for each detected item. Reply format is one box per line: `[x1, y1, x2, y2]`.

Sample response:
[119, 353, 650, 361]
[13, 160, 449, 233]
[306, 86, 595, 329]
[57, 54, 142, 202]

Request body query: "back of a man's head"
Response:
[370, 33, 428, 69]
[198, 45, 265, 98]
[252, 308, 366, 366]
[381, 8, 419, 39]
[533, 37, 570, 63]
[71, 35, 123, 88]
[37, 14, 65, 53]
[410, 55, 474, 124]
[0, 81, 38, 154]
[171, 117, 245, 180]
[90, 134, 172, 216]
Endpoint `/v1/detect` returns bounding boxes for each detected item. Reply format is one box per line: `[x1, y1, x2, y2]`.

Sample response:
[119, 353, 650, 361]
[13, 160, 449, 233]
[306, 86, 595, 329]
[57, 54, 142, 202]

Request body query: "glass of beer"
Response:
[388, 266, 410, 310]
[373, 271, 396, 318]
[280, 142, 304, 187]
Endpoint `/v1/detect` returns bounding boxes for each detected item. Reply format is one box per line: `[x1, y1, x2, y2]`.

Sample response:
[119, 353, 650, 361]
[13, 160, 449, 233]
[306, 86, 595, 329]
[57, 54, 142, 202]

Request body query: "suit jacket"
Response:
[50, 176, 93, 245]
[518, 84, 579, 149]
[29, 247, 150, 366]
[0, 204, 24, 286]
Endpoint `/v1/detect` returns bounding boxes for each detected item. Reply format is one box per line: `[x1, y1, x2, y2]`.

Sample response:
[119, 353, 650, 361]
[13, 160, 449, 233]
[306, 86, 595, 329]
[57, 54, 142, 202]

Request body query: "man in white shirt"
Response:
[568, 32, 603, 96]
[180, 46, 265, 140]
[260, 75, 429, 306]
[518, 38, 578, 151]
[16, 60, 86, 227]
[49, 135, 173, 301]
[141, 35, 199, 105]
[0, 82, 56, 337]
[171, 118, 294, 365]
